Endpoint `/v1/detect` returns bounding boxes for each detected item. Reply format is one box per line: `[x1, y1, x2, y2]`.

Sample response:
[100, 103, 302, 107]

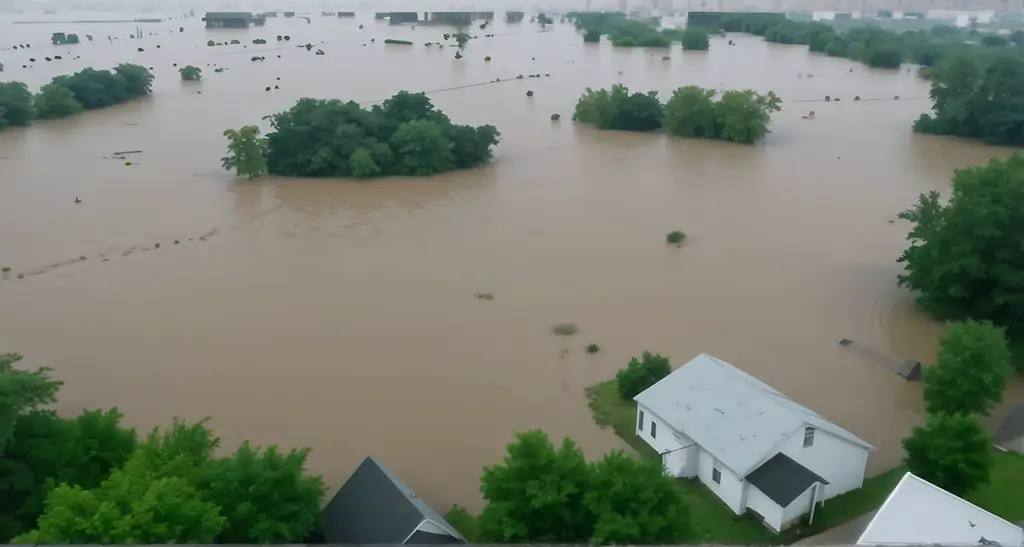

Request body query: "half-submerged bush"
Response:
[680, 28, 710, 50]
[179, 65, 202, 81]
[259, 91, 500, 178]
[384, 39, 413, 45]
[616, 351, 671, 399]
[663, 85, 781, 144]
[666, 230, 685, 244]
[572, 84, 663, 131]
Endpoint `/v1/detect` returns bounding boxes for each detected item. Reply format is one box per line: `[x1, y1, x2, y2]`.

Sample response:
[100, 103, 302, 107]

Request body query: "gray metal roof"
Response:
[321, 457, 465, 544]
[746, 452, 828, 507]
[634, 353, 873, 477]
[995, 402, 1024, 445]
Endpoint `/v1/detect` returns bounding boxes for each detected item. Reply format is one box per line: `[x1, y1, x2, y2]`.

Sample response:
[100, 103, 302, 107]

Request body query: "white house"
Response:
[634, 353, 873, 533]
[857, 472, 1024, 546]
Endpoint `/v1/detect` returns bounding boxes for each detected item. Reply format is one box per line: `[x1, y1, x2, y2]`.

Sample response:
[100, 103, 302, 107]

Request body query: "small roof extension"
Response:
[322, 457, 466, 545]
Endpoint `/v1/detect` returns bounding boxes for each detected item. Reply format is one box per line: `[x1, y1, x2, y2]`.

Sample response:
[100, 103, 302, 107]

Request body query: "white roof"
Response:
[857, 472, 1024, 546]
[634, 353, 872, 477]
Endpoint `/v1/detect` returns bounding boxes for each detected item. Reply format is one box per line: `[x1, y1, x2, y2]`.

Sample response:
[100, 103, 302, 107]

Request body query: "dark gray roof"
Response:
[995, 402, 1024, 444]
[322, 457, 465, 544]
[746, 453, 828, 508]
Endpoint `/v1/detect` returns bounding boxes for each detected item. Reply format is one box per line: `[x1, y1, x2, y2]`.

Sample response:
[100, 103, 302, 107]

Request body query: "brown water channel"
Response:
[1, 12, 1021, 511]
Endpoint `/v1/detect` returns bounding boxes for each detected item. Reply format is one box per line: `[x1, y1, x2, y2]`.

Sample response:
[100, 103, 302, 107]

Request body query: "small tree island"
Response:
[222, 91, 500, 179]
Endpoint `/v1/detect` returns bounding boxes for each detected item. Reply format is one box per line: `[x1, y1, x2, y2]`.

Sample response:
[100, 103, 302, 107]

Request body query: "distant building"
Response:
[202, 11, 260, 27]
[506, 10, 525, 21]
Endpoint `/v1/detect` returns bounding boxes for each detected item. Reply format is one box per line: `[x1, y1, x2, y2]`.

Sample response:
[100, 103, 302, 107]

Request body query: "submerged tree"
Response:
[680, 28, 710, 50]
[0, 82, 35, 127]
[663, 86, 719, 138]
[33, 83, 83, 119]
[178, 65, 202, 81]
[222, 125, 268, 179]
[897, 153, 1024, 355]
[572, 84, 663, 131]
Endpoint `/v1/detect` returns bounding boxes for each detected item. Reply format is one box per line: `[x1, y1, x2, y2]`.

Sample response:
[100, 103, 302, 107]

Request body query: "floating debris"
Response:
[474, 292, 494, 300]
[526, 90, 534, 97]
[552, 323, 578, 336]
[550, 113, 560, 120]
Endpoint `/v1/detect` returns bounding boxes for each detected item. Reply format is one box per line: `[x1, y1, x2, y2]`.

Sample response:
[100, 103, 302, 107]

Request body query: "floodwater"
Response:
[1, 12, 1022, 511]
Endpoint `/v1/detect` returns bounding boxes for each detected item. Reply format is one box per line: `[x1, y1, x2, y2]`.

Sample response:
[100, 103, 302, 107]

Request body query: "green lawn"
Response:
[585, 379, 908, 544]
[967, 450, 1024, 524]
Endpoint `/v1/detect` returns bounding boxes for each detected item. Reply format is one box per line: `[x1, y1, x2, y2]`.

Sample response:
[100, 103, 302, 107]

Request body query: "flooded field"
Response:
[1, 11, 1021, 511]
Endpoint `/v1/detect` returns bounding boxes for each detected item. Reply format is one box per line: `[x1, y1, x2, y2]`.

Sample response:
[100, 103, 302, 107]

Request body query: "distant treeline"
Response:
[0, 64, 154, 130]
[569, 12, 718, 50]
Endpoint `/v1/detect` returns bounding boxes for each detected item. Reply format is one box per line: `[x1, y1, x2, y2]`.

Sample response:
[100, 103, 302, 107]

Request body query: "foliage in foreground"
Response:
[260, 91, 500, 178]
[924, 320, 1012, 416]
[616, 351, 672, 400]
[0, 353, 324, 543]
[222, 125, 269, 179]
[902, 412, 992, 497]
[477, 430, 689, 544]
[897, 153, 1024, 364]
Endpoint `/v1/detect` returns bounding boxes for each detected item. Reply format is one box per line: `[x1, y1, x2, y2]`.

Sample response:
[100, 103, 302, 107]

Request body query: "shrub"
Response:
[680, 28, 710, 50]
[666, 230, 685, 244]
[616, 351, 671, 399]
[552, 323, 579, 336]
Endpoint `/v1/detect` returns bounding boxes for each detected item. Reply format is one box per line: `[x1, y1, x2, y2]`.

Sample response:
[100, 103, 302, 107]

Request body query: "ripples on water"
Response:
[1, 11, 1022, 509]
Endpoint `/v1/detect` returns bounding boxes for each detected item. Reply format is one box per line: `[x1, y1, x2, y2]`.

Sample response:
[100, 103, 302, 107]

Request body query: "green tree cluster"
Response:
[179, 65, 202, 81]
[573, 84, 782, 144]
[913, 53, 1024, 145]
[573, 85, 664, 131]
[574, 13, 670, 47]
[897, 154, 1024, 349]
[680, 28, 710, 50]
[258, 91, 500, 178]
[616, 351, 672, 399]
[0, 353, 325, 543]
[51, 32, 80, 45]
[902, 320, 1011, 496]
[477, 430, 689, 544]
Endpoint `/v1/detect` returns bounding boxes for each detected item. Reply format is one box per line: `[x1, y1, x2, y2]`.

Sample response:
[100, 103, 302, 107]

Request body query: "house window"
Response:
[803, 427, 815, 448]
[651, 420, 657, 439]
[712, 466, 722, 485]
[638, 410, 644, 432]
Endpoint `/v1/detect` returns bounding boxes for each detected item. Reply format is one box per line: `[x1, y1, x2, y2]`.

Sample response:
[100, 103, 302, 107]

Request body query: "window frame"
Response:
[712, 466, 722, 485]
[650, 420, 657, 439]
[638, 410, 644, 432]
[803, 426, 816, 448]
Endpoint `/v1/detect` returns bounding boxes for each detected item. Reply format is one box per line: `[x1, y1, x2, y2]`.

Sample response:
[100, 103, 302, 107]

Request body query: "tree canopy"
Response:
[0, 82, 35, 128]
[663, 86, 781, 144]
[33, 83, 83, 119]
[179, 65, 202, 81]
[573, 13, 672, 48]
[260, 91, 500, 178]
[572, 85, 664, 132]
[680, 28, 710, 50]
[902, 412, 992, 497]
[897, 153, 1024, 361]
[616, 351, 672, 399]
[924, 320, 1012, 416]
[477, 430, 690, 544]
[222, 125, 268, 179]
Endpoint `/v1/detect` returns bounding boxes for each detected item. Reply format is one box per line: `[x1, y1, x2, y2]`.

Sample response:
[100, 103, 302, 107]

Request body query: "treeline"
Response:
[0, 64, 153, 130]
[450, 352, 685, 544]
[571, 12, 716, 50]
[572, 84, 782, 145]
[0, 353, 324, 543]
[221, 91, 500, 179]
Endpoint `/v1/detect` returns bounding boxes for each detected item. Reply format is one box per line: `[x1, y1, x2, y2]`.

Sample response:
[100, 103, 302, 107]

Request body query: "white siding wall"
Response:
[745, 484, 784, 532]
[774, 426, 869, 500]
[696, 447, 745, 514]
[781, 483, 818, 528]
[636, 403, 684, 455]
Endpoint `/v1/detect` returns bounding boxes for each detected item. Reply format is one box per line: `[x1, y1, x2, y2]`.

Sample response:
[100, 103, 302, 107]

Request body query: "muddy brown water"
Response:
[1, 13, 1022, 512]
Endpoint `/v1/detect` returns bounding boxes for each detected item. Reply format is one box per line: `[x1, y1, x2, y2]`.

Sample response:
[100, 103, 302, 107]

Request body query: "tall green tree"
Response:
[0, 354, 62, 455]
[572, 84, 663, 132]
[903, 413, 992, 496]
[222, 125, 268, 179]
[585, 451, 689, 545]
[0, 82, 35, 127]
[663, 86, 719, 139]
[33, 83, 83, 119]
[924, 320, 1012, 416]
[478, 430, 592, 543]
[716, 89, 782, 144]
[897, 154, 1024, 356]
[200, 442, 324, 543]
[616, 351, 671, 399]
[114, 63, 155, 98]
[680, 28, 710, 50]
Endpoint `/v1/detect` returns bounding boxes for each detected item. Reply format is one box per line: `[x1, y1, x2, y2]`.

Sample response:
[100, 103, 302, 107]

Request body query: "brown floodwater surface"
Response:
[1, 13, 1022, 511]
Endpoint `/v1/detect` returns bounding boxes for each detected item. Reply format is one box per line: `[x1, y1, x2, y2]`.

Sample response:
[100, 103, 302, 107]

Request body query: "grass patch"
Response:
[966, 449, 1024, 523]
[551, 322, 579, 336]
[585, 377, 908, 544]
[444, 504, 479, 542]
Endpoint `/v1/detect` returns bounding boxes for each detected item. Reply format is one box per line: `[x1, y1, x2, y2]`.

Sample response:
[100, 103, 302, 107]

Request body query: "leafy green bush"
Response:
[262, 91, 500, 178]
[616, 351, 671, 400]
[179, 65, 202, 81]
[663, 86, 781, 144]
[583, 29, 601, 43]
[572, 84, 663, 132]
[666, 230, 686, 244]
[680, 28, 709, 50]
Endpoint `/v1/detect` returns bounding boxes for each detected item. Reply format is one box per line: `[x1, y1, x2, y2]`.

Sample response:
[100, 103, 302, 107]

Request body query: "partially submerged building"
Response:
[506, 10, 525, 22]
[202, 11, 264, 27]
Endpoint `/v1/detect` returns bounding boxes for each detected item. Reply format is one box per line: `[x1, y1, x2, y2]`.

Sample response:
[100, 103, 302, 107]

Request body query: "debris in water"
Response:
[474, 293, 494, 300]
[526, 90, 534, 97]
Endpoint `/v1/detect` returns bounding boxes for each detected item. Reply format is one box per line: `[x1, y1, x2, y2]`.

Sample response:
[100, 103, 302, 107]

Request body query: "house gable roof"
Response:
[746, 452, 829, 508]
[321, 457, 466, 544]
[634, 353, 872, 477]
[995, 402, 1024, 445]
[857, 472, 1024, 546]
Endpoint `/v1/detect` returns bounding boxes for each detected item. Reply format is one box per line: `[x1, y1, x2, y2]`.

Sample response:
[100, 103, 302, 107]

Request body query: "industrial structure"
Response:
[202, 11, 265, 27]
